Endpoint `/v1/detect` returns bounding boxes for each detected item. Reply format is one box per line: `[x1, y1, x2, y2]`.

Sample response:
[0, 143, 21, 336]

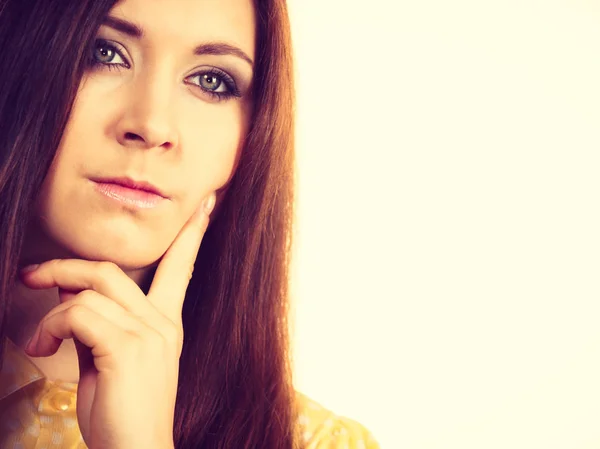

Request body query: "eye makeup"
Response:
[88, 38, 245, 103]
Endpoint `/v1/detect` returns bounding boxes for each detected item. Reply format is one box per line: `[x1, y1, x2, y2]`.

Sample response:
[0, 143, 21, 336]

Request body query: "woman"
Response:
[0, 0, 380, 448]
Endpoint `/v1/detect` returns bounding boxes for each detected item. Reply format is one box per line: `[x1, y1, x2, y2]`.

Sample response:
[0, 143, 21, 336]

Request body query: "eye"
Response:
[89, 39, 129, 69]
[87, 39, 242, 102]
[187, 69, 242, 101]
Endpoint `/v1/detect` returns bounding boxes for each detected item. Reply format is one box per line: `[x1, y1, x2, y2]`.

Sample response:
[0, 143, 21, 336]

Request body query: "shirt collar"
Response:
[0, 337, 45, 401]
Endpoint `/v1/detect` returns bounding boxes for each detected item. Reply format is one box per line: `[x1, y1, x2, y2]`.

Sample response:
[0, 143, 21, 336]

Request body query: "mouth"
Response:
[90, 177, 169, 209]
[91, 177, 168, 198]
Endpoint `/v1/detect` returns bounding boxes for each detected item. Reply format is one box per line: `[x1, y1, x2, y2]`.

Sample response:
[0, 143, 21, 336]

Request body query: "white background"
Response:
[288, 1, 600, 448]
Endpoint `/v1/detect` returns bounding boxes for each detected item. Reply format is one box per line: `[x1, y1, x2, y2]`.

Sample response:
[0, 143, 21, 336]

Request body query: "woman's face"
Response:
[29, 0, 256, 275]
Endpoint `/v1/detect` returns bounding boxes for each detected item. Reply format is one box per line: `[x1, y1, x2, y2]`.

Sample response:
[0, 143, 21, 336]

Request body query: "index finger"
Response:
[147, 192, 216, 323]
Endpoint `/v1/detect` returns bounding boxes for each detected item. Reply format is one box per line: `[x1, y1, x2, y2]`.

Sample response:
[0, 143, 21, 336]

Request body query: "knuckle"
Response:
[65, 304, 86, 321]
[72, 291, 100, 311]
[97, 261, 119, 277]
[128, 331, 145, 346]
[117, 333, 142, 357]
[47, 259, 63, 270]
[75, 290, 96, 304]
[163, 323, 183, 347]
[118, 325, 182, 356]
[136, 329, 165, 353]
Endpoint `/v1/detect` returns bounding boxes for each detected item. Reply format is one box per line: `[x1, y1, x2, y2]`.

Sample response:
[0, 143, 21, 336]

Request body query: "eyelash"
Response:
[87, 39, 242, 102]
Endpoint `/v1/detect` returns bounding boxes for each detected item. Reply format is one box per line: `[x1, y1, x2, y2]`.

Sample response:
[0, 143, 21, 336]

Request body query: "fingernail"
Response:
[25, 335, 36, 353]
[203, 193, 216, 216]
[21, 264, 39, 274]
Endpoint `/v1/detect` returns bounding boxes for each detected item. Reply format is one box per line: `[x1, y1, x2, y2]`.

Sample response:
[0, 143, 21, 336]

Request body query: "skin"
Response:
[4, 0, 256, 445]
[19, 203, 212, 448]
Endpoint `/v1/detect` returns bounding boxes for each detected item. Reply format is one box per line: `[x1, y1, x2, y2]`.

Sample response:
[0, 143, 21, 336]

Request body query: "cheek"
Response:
[36, 142, 77, 219]
[29, 83, 249, 267]
[180, 119, 245, 201]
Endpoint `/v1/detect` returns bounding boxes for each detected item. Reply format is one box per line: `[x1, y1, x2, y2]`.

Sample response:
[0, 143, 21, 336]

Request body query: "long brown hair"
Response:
[0, 1, 299, 448]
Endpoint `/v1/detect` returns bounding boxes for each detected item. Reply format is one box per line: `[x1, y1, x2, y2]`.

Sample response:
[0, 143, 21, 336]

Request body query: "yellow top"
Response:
[0, 338, 381, 449]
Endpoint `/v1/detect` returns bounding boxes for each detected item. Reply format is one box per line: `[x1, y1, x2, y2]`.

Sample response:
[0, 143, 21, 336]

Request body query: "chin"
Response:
[41, 221, 166, 272]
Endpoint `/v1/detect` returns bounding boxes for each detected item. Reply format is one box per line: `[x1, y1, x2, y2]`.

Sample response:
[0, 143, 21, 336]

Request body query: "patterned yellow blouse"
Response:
[0, 338, 381, 449]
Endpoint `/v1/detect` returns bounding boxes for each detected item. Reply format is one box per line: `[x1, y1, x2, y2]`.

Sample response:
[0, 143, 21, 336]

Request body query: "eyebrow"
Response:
[102, 15, 254, 68]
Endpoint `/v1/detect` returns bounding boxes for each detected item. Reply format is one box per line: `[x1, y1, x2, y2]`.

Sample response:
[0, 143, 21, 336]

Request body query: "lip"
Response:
[91, 177, 169, 210]
[91, 177, 168, 198]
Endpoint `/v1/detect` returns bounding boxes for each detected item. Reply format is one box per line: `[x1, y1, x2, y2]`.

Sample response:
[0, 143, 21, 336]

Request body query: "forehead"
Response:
[110, 0, 256, 58]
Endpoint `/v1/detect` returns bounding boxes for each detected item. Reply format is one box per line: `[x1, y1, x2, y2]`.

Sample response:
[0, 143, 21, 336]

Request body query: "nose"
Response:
[115, 71, 179, 150]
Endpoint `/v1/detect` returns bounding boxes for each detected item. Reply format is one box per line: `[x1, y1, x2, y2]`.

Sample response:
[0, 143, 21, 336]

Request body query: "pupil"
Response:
[202, 75, 221, 90]
[96, 45, 112, 62]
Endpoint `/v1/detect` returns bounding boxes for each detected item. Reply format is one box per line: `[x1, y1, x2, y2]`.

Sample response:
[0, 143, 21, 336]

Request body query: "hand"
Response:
[19, 192, 216, 449]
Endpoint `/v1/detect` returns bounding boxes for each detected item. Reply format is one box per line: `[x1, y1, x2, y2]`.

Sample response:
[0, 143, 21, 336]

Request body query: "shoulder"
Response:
[295, 391, 381, 449]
